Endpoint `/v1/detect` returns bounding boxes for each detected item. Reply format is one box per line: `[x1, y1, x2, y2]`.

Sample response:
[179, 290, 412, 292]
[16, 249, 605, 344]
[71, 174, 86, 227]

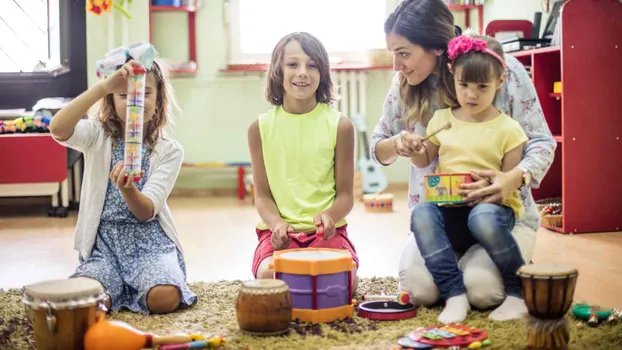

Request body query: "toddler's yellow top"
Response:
[256, 103, 346, 232]
[427, 107, 528, 217]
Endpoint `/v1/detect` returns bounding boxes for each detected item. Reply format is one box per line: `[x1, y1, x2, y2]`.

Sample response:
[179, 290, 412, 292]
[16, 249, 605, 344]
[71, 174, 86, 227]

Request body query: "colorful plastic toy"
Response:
[424, 173, 473, 204]
[397, 324, 490, 349]
[124, 66, 147, 182]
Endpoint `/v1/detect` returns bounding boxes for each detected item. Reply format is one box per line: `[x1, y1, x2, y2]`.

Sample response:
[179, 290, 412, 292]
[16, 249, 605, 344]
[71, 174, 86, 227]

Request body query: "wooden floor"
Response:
[1, 191, 621, 309]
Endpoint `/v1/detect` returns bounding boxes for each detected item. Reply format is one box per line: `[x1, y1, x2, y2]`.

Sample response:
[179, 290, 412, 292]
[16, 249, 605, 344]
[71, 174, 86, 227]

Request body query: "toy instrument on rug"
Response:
[517, 264, 578, 350]
[424, 173, 472, 204]
[357, 291, 417, 321]
[270, 248, 356, 323]
[83, 313, 223, 350]
[363, 192, 394, 212]
[124, 66, 147, 183]
[395, 324, 491, 349]
[22, 278, 108, 350]
[235, 279, 293, 335]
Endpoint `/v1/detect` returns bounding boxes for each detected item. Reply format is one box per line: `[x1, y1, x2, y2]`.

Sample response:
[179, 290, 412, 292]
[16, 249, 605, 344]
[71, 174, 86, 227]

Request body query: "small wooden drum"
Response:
[270, 248, 355, 323]
[517, 264, 579, 350]
[22, 278, 108, 350]
[363, 192, 393, 212]
[235, 279, 292, 336]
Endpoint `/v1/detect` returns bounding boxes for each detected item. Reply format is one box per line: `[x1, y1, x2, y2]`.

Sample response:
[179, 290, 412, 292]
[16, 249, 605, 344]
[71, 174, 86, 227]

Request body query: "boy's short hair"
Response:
[265, 32, 335, 106]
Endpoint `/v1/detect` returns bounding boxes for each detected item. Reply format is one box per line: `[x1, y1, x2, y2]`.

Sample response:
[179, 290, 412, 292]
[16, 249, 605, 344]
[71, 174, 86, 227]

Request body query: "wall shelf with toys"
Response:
[509, 0, 621, 234]
[148, 1, 198, 75]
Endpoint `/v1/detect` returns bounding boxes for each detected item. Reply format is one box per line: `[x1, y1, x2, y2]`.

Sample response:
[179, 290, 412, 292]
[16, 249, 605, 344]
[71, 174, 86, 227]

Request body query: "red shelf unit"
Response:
[509, 0, 622, 234]
[447, 4, 484, 34]
[148, 4, 197, 75]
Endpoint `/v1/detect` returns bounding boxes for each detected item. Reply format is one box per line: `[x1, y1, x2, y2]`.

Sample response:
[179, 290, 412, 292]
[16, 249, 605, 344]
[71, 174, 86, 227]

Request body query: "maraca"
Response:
[84, 315, 204, 350]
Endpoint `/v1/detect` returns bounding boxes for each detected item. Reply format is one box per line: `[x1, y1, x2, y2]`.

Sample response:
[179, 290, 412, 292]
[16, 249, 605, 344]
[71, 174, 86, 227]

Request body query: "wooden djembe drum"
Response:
[517, 264, 578, 350]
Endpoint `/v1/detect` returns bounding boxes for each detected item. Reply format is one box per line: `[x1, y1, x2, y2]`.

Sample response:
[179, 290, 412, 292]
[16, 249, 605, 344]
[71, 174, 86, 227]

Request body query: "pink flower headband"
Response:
[447, 35, 506, 70]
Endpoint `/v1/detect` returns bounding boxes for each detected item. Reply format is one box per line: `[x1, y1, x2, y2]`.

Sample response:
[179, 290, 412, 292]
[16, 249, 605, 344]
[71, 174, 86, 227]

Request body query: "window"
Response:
[0, 0, 86, 109]
[0, 0, 61, 73]
[227, 0, 391, 65]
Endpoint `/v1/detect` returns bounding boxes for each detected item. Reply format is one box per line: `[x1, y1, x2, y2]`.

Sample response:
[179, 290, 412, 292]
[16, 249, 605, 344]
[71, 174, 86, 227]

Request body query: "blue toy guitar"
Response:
[351, 114, 388, 194]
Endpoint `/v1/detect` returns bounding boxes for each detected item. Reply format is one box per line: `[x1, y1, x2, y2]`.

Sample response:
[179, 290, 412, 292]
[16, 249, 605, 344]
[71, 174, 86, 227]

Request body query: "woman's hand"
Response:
[109, 161, 144, 191]
[101, 60, 144, 95]
[271, 222, 294, 250]
[459, 169, 522, 205]
[314, 212, 335, 240]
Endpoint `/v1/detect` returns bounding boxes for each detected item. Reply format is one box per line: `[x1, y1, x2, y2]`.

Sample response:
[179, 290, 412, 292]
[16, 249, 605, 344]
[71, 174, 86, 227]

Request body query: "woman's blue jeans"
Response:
[410, 202, 525, 301]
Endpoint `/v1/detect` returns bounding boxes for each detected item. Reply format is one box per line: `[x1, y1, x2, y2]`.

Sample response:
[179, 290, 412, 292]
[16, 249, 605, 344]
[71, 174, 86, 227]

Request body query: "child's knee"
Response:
[147, 285, 181, 314]
[256, 257, 275, 279]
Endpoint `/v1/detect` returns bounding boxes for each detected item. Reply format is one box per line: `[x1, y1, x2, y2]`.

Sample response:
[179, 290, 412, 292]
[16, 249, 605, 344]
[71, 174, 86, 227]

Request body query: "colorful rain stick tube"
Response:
[124, 67, 147, 182]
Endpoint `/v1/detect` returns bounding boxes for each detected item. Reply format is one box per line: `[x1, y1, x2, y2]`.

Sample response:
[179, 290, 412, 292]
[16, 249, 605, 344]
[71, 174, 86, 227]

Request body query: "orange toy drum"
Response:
[363, 192, 393, 212]
[235, 279, 293, 335]
[518, 264, 579, 350]
[22, 278, 108, 350]
[270, 248, 356, 323]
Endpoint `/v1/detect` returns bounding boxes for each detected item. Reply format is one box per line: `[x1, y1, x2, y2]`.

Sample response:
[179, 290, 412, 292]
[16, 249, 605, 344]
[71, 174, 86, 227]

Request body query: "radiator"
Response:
[331, 70, 367, 120]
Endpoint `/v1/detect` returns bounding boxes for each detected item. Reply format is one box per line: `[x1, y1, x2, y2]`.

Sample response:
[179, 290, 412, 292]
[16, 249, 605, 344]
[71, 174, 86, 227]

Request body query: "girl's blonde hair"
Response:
[384, 0, 460, 127]
[97, 59, 178, 150]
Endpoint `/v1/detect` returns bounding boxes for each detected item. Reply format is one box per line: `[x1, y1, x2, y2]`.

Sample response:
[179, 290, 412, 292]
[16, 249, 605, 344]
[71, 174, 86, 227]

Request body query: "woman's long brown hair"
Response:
[384, 0, 460, 128]
[97, 59, 178, 150]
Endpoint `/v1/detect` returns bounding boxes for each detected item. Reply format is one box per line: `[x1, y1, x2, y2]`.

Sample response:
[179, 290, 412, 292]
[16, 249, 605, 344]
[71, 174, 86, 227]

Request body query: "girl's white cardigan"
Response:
[54, 118, 185, 260]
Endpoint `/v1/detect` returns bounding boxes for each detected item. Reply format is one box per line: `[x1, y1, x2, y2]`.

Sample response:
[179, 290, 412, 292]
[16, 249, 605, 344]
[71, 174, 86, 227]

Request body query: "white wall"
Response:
[483, 0, 551, 36]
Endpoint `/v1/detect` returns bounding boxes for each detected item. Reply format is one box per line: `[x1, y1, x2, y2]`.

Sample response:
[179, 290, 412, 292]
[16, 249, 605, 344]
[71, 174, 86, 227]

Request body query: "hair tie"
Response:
[447, 35, 505, 69]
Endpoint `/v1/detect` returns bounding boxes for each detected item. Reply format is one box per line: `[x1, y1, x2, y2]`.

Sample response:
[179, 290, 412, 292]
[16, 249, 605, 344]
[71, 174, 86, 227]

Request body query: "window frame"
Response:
[0, 0, 86, 109]
[225, 0, 393, 66]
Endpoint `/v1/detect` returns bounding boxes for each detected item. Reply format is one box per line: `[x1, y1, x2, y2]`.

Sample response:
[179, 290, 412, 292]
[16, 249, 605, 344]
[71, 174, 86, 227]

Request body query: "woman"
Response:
[370, 0, 556, 323]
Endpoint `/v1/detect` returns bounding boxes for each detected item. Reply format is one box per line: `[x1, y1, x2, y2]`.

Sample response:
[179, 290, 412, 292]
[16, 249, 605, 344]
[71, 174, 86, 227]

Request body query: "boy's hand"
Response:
[271, 222, 293, 250]
[101, 60, 144, 95]
[314, 212, 335, 240]
[109, 161, 144, 191]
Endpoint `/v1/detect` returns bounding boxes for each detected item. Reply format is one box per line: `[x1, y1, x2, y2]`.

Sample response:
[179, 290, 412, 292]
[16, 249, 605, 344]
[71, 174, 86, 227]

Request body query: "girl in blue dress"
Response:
[50, 44, 197, 315]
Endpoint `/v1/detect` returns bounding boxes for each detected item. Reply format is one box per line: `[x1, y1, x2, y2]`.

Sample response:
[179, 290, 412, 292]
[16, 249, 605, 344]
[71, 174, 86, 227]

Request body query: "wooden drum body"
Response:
[22, 278, 108, 350]
[270, 248, 355, 323]
[518, 265, 578, 320]
[235, 279, 292, 335]
[517, 265, 579, 350]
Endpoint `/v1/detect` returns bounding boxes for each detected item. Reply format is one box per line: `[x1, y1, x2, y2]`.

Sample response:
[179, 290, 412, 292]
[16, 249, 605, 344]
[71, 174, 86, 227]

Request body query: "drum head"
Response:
[241, 279, 287, 289]
[518, 264, 578, 277]
[24, 278, 103, 300]
[279, 249, 348, 261]
[362, 193, 393, 201]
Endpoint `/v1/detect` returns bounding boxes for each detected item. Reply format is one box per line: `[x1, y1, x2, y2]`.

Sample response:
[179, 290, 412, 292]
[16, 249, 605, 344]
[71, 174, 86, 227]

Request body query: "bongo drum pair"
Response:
[22, 278, 108, 350]
[517, 264, 579, 350]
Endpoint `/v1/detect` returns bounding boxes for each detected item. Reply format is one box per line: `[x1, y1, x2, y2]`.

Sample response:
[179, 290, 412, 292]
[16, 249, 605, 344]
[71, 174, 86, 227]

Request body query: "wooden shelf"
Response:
[520, 0, 622, 234]
[148, 3, 197, 76]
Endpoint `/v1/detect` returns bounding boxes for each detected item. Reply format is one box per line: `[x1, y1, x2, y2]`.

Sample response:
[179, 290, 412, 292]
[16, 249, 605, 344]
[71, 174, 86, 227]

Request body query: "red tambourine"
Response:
[356, 300, 417, 321]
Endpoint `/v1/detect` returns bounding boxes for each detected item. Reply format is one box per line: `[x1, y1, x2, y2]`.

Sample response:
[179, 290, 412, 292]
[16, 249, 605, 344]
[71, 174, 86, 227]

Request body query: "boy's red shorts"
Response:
[251, 224, 359, 278]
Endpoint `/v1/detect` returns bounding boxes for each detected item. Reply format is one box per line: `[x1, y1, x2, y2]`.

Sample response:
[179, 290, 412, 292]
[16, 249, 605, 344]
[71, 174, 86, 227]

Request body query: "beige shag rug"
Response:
[1, 277, 621, 349]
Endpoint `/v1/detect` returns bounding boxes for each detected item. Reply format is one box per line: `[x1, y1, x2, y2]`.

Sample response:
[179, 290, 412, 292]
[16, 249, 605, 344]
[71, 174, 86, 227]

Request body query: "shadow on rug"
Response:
[1, 277, 621, 349]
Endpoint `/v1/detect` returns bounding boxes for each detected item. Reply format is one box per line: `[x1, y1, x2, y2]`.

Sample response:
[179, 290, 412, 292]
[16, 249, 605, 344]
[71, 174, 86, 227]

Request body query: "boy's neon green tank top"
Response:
[256, 102, 347, 232]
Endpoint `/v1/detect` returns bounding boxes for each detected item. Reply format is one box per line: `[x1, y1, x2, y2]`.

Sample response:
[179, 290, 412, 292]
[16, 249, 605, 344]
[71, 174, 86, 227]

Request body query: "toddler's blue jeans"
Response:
[410, 202, 525, 302]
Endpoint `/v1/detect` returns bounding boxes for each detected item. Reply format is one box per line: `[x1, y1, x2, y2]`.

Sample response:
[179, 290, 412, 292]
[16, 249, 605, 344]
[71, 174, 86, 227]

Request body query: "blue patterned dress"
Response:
[71, 136, 197, 314]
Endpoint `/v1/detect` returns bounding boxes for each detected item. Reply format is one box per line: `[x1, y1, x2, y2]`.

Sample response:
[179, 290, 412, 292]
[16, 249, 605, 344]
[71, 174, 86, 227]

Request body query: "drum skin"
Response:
[235, 279, 292, 335]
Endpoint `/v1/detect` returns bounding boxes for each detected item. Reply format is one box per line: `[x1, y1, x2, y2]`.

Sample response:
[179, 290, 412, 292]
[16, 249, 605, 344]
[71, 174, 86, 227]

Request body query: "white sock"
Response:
[438, 294, 470, 324]
[489, 296, 528, 321]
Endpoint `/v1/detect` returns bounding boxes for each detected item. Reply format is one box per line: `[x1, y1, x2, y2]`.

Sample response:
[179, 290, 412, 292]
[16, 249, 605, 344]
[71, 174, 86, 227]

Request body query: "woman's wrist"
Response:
[509, 168, 525, 190]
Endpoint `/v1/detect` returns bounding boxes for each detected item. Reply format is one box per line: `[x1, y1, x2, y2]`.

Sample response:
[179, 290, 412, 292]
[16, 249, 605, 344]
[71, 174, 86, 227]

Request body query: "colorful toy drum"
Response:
[235, 279, 292, 335]
[124, 67, 147, 183]
[270, 248, 355, 323]
[517, 264, 578, 350]
[424, 173, 472, 204]
[22, 278, 108, 350]
[362, 192, 393, 212]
